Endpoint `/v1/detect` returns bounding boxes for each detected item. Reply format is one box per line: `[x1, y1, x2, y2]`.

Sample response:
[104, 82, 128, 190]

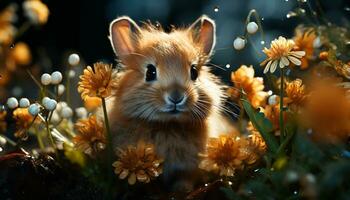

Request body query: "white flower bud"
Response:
[51, 71, 63, 84]
[28, 104, 40, 116]
[61, 107, 73, 118]
[75, 107, 88, 119]
[247, 22, 258, 34]
[7, 97, 18, 109]
[68, 70, 76, 78]
[42, 97, 50, 106]
[268, 95, 278, 105]
[68, 53, 80, 66]
[57, 84, 65, 96]
[45, 99, 57, 111]
[41, 73, 51, 85]
[50, 111, 61, 125]
[233, 37, 246, 50]
[56, 101, 67, 113]
[19, 98, 30, 108]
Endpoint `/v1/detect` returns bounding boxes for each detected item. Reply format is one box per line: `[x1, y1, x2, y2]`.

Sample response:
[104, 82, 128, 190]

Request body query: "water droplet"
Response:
[225, 64, 231, 68]
[204, 183, 208, 187]
[345, 7, 350, 11]
[261, 17, 264, 21]
[0, 147, 3, 152]
[254, 168, 260, 172]
[155, 22, 161, 29]
[307, 129, 313, 134]
[285, 0, 288, 2]
[228, 181, 232, 185]
[293, 191, 298, 195]
[10, 44, 15, 49]
[296, 8, 306, 14]
[214, 6, 219, 12]
[260, 40, 265, 45]
[298, 0, 307, 2]
[267, 90, 273, 95]
[286, 11, 297, 18]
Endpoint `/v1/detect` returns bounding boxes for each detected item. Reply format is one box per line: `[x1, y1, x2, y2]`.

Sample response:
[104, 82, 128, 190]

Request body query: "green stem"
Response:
[102, 97, 113, 197]
[36, 130, 45, 150]
[279, 68, 285, 143]
[45, 114, 57, 152]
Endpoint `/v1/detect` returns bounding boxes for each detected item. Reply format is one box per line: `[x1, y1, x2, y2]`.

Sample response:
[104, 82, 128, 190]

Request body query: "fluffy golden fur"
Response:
[108, 16, 234, 191]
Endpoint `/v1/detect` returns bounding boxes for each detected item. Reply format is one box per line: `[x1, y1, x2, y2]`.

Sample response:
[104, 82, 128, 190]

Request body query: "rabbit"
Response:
[107, 15, 236, 191]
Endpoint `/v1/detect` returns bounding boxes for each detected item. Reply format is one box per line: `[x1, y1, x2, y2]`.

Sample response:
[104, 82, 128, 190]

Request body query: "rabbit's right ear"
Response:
[109, 16, 141, 59]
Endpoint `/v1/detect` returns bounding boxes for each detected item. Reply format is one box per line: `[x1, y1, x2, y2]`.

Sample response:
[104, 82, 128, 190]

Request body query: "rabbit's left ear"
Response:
[188, 15, 216, 55]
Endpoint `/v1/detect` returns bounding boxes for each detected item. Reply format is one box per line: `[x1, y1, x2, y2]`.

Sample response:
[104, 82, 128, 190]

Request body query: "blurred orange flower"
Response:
[0, 110, 7, 133]
[230, 65, 267, 108]
[23, 0, 50, 25]
[303, 82, 350, 143]
[0, 4, 17, 45]
[113, 141, 163, 185]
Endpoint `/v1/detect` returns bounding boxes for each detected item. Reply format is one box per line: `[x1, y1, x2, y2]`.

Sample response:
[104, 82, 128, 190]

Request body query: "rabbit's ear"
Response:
[188, 15, 216, 55]
[109, 16, 141, 59]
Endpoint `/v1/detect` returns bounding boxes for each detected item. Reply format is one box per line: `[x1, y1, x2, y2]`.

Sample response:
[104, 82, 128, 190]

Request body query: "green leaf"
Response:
[241, 99, 279, 153]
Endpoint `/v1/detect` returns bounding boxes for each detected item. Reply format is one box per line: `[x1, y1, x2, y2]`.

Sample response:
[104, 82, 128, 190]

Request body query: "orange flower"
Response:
[261, 36, 305, 73]
[261, 102, 287, 132]
[303, 82, 350, 143]
[9, 42, 32, 66]
[230, 65, 268, 108]
[293, 28, 316, 70]
[285, 79, 307, 107]
[73, 115, 106, 157]
[0, 4, 17, 45]
[113, 141, 163, 185]
[12, 108, 34, 140]
[78, 62, 118, 100]
[199, 135, 251, 176]
[84, 96, 102, 111]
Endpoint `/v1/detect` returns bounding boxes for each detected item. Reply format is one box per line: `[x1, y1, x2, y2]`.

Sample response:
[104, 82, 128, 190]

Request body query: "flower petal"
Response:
[264, 60, 272, 74]
[288, 56, 302, 66]
[290, 51, 305, 58]
[281, 56, 290, 66]
[128, 173, 137, 185]
[270, 60, 278, 73]
[279, 59, 285, 69]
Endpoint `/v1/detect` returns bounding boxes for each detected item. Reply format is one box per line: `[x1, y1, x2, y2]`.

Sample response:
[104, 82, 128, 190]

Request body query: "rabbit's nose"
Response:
[168, 90, 185, 105]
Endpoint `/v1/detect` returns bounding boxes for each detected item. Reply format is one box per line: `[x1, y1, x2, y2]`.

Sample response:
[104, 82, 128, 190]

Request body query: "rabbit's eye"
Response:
[190, 64, 198, 81]
[145, 64, 157, 82]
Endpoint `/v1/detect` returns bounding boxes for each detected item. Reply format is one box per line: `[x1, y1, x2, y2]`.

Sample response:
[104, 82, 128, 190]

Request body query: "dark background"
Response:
[2, 0, 350, 84]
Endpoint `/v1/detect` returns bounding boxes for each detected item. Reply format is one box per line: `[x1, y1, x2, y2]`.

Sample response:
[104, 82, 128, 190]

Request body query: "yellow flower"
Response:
[285, 79, 307, 106]
[230, 65, 268, 108]
[12, 108, 34, 140]
[78, 62, 118, 100]
[73, 115, 106, 157]
[113, 142, 163, 185]
[293, 28, 316, 70]
[199, 135, 250, 177]
[261, 36, 305, 73]
[23, 0, 49, 25]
